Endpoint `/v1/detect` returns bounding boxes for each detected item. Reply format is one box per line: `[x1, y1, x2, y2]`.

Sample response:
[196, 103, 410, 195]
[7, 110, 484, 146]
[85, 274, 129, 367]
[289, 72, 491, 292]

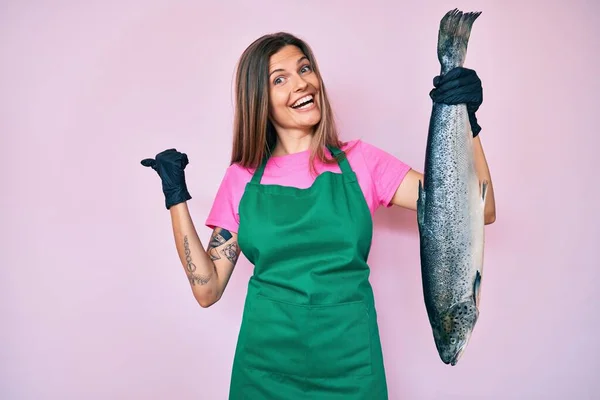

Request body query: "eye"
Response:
[300, 64, 312, 74]
[450, 338, 456, 344]
[273, 76, 285, 85]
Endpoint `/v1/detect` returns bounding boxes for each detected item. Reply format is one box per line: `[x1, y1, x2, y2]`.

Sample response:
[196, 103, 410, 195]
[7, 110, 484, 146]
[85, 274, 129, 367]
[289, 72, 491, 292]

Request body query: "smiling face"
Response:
[267, 45, 322, 138]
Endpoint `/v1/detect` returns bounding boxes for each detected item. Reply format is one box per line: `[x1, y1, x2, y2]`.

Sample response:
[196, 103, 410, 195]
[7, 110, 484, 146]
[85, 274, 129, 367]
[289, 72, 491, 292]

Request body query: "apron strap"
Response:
[326, 145, 354, 178]
[250, 153, 269, 184]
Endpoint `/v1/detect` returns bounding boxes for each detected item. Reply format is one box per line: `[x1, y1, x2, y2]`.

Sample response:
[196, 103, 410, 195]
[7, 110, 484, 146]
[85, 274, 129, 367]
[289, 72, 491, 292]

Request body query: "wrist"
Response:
[164, 186, 192, 210]
[169, 201, 189, 213]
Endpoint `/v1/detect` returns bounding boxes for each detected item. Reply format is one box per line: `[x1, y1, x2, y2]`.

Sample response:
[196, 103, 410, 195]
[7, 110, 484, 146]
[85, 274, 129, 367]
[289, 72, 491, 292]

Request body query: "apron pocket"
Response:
[308, 300, 373, 378]
[241, 295, 308, 377]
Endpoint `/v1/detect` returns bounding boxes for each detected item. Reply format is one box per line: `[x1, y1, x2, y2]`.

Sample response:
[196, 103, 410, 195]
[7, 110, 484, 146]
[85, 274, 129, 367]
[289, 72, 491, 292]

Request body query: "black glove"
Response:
[429, 67, 483, 137]
[141, 148, 192, 210]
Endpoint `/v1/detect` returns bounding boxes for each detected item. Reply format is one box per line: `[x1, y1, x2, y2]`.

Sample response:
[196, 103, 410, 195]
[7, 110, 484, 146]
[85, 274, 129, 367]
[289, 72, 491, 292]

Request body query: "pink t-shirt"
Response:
[205, 139, 412, 233]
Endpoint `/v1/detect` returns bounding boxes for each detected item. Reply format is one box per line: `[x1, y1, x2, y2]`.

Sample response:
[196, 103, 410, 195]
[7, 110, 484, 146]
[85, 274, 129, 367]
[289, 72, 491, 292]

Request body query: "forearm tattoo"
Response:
[184, 235, 212, 285]
[188, 272, 213, 286]
[183, 235, 196, 273]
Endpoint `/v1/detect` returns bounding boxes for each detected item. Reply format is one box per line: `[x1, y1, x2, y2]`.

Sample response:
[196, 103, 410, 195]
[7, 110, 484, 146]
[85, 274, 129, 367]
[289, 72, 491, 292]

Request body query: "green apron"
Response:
[231, 146, 388, 399]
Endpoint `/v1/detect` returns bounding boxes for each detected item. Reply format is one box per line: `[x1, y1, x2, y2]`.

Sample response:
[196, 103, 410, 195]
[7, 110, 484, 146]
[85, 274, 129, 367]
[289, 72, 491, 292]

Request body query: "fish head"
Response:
[432, 299, 479, 366]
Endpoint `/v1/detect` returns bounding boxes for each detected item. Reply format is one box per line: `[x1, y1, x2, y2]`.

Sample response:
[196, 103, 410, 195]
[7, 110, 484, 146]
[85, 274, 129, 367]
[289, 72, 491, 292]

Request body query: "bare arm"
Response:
[471, 136, 496, 223]
[169, 202, 240, 307]
[391, 135, 496, 224]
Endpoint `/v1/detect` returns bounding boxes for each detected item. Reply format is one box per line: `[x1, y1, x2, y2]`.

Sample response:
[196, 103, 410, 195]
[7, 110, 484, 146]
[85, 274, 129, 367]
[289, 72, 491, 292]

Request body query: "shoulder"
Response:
[341, 137, 413, 207]
[210, 162, 255, 203]
[340, 138, 401, 164]
[205, 163, 254, 232]
[341, 138, 387, 152]
[219, 162, 255, 187]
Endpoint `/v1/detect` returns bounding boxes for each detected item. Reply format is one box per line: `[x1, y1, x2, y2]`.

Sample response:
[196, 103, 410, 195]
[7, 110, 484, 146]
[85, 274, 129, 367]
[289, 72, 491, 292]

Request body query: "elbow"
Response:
[198, 300, 216, 308]
[484, 210, 496, 225]
[195, 291, 220, 308]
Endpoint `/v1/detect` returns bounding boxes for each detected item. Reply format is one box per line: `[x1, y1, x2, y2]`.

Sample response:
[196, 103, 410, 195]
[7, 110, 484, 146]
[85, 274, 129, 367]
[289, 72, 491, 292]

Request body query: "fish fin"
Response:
[472, 270, 482, 307]
[417, 179, 425, 229]
[481, 180, 488, 203]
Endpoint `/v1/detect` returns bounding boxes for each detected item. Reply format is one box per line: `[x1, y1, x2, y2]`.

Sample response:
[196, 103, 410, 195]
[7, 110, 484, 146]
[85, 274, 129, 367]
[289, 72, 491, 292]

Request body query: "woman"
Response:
[141, 32, 496, 399]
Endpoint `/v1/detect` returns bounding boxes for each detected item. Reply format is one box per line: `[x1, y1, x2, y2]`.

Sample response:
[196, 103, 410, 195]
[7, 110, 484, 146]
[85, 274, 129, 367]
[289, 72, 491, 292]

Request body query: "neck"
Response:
[271, 129, 314, 156]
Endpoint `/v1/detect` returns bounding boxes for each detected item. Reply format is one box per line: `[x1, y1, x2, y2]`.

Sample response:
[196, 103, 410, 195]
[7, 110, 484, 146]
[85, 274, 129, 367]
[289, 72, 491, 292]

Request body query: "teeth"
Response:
[297, 102, 312, 109]
[292, 95, 313, 108]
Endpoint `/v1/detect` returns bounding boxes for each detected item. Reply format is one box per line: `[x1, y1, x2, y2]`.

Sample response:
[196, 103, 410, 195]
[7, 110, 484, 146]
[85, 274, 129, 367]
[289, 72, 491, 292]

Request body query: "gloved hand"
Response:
[141, 148, 192, 210]
[429, 67, 483, 137]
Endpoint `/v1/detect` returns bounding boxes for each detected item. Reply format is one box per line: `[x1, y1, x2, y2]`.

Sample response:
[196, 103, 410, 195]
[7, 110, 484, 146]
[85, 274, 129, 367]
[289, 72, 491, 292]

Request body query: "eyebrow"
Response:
[269, 56, 309, 77]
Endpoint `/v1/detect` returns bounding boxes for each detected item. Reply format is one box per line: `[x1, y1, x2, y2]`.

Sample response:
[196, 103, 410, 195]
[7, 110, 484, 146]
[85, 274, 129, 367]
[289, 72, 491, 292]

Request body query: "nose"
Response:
[292, 74, 308, 92]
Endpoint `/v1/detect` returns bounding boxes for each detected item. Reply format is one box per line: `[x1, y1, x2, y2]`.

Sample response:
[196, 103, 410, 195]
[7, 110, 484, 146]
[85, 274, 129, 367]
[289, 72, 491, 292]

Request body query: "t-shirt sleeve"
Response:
[204, 165, 244, 233]
[359, 140, 412, 208]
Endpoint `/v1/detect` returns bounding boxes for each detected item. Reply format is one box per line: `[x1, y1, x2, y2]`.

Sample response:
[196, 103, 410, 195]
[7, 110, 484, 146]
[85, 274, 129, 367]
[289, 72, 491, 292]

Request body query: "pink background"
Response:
[1, 1, 598, 399]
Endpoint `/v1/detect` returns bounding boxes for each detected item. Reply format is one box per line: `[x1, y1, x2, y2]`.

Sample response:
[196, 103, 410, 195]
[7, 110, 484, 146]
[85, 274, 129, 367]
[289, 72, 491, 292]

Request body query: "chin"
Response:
[272, 101, 323, 133]
[293, 106, 321, 126]
[304, 113, 322, 127]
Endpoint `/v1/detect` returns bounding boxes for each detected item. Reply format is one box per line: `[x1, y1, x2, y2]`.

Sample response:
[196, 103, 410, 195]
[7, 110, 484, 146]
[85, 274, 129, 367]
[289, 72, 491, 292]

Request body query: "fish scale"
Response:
[417, 9, 487, 366]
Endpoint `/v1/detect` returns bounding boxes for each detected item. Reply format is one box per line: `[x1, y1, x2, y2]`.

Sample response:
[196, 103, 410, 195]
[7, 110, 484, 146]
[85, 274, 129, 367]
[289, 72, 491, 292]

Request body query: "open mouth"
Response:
[291, 94, 314, 110]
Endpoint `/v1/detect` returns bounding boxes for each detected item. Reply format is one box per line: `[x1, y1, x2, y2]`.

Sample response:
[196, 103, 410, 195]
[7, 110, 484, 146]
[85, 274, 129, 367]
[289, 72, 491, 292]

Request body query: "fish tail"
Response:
[437, 9, 481, 72]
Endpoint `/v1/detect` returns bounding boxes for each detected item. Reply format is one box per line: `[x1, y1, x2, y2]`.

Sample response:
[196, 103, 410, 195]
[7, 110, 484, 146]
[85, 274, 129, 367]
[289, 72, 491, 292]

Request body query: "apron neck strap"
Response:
[250, 153, 269, 184]
[250, 145, 352, 184]
[326, 145, 353, 176]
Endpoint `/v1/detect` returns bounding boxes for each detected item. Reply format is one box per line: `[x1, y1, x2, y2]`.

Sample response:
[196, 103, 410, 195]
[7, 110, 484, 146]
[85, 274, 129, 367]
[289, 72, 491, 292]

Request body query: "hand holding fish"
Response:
[429, 67, 483, 136]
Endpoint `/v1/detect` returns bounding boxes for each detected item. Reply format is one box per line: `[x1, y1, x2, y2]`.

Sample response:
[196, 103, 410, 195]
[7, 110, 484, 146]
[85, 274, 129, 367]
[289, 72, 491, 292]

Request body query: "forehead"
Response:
[269, 45, 307, 68]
